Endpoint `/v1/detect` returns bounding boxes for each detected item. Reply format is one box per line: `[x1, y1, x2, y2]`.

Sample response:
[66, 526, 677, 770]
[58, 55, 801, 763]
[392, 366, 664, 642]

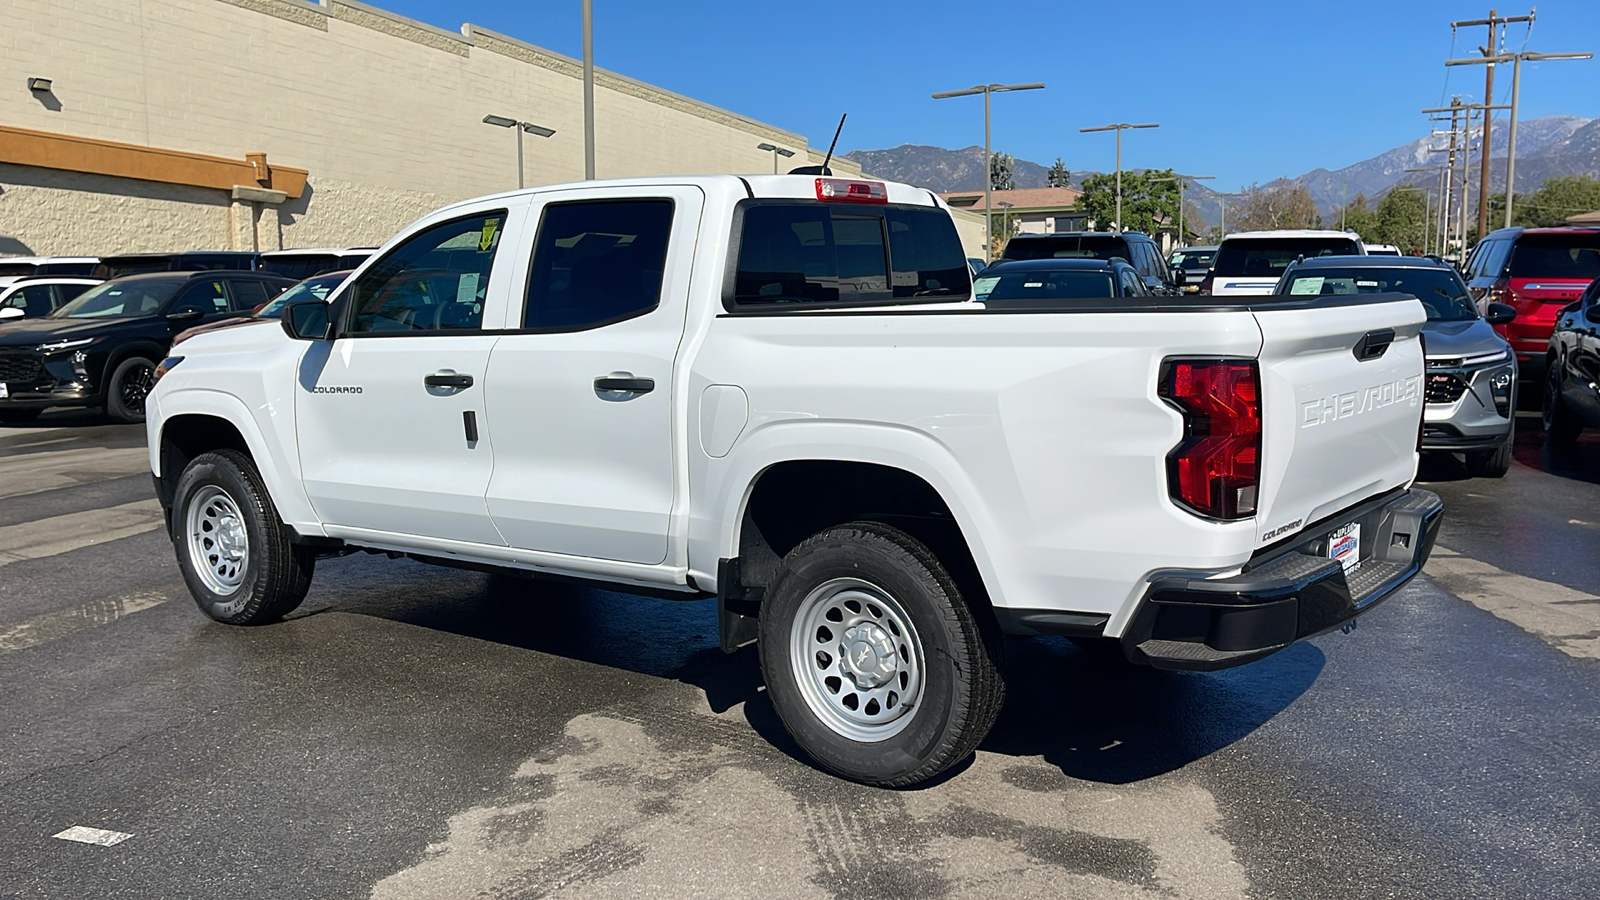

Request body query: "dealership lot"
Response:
[0, 411, 1594, 899]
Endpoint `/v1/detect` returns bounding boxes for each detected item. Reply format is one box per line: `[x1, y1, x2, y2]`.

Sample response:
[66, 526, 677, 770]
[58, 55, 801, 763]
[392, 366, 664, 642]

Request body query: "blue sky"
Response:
[380, 0, 1600, 190]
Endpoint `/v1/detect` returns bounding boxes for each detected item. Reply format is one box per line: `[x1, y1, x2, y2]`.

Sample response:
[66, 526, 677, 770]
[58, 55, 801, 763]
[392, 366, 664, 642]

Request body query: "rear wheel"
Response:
[1465, 431, 1513, 478]
[0, 409, 42, 425]
[172, 449, 313, 624]
[758, 521, 1004, 787]
[1543, 358, 1583, 443]
[106, 356, 156, 423]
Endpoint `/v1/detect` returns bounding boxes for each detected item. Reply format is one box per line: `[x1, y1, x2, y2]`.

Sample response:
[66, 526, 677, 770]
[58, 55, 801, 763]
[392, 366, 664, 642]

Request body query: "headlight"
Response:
[36, 336, 98, 354]
[153, 356, 184, 382]
[1489, 367, 1514, 418]
[1461, 348, 1512, 367]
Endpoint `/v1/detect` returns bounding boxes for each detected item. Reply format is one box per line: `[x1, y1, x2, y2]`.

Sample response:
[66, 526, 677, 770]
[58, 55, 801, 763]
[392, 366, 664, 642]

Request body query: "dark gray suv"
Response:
[999, 231, 1176, 294]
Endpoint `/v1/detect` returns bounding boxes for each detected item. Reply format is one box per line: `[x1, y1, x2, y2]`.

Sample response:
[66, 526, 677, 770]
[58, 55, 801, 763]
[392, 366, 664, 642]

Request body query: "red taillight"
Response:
[816, 178, 887, 204]
[1160, 359, 1261, 520]
[1488, 276, 1514, 306]
[1197, 273, 1215, 294]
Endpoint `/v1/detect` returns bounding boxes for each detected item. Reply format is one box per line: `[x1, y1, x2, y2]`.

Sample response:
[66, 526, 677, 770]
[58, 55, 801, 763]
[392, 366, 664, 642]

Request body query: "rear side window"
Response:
[230, 279, 272, 310]
[4, 284, 55, 317]
[733, 202, 968, 307]
[346, 211, 504, 334]
[1508, 234, 1600, 280]
[523, 199, 674, 330]
[1211, 238, 1361, 277]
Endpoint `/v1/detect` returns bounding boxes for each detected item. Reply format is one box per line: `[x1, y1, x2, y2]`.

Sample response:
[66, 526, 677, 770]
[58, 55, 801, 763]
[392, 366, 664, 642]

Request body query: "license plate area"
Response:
[1328, 522, 1361, 574]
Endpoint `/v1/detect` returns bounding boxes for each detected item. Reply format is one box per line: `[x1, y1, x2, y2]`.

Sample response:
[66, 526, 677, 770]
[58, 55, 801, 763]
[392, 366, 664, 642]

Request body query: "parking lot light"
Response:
[482, 114, 556, 190]
[1080, 123, 1160, 231]
[757, 142, 796, 174]
[932, 82, 1046, 255]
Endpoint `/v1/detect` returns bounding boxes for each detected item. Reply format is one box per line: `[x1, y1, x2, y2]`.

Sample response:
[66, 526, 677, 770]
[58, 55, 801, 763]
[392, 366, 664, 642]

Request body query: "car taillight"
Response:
[1488, 276, 1514, 306]
[1160, 359, 1261, 520]
[1197, 273, 1214, 294]
[816, 178, 887, 204]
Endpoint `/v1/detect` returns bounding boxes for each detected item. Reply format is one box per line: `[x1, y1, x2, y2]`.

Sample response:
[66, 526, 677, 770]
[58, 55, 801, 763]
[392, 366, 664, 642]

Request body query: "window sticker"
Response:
[1289, 277, 1324, 295]
[456, 272, 480, 305]
[479, 217, 501, 252]
[1356, 280, 1379, 288]
[972, 275, 1000, 299]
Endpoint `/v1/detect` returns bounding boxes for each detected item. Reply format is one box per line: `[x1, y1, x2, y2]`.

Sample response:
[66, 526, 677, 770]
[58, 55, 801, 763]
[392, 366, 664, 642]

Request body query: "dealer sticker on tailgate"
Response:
[1328, 523, 1361, 574]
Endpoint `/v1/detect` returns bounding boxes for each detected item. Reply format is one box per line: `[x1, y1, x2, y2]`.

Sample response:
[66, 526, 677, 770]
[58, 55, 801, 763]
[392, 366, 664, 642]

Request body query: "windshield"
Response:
[973, 270, 1115, 300]
[1171, 249, 1215, 270]
[1212, 238, 1362, 277]
[257, 273, 348, 318]
[1003, 235, 1130, 262]
[1507, 234, 1600, 280]
[1279, 267, 1477, 321]
[50, 278, 183, 318]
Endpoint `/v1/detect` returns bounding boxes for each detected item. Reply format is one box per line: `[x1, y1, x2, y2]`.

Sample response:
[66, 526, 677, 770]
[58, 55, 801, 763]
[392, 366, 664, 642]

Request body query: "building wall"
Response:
[0, 0, 859, 256]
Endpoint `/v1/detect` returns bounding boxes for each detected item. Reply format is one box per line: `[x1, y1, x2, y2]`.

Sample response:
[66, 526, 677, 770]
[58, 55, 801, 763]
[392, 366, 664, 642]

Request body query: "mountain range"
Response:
[843, 115, 1600, 226]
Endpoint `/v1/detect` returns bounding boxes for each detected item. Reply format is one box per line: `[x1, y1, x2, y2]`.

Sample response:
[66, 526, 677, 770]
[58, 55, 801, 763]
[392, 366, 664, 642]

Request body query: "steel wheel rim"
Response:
[187, 485, 249, 595]
[789, 577, 924, 743]
[119, 360, 154, 413]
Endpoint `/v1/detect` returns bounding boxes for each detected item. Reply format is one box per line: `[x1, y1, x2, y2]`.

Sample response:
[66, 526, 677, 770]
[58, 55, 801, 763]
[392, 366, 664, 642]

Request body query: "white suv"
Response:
[1204, 230, 1365, 296]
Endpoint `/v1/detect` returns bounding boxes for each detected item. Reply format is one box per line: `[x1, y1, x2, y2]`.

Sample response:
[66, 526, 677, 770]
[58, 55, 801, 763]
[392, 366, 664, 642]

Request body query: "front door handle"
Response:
[424, 370, 474, 390]
[594, 374, 654, 394]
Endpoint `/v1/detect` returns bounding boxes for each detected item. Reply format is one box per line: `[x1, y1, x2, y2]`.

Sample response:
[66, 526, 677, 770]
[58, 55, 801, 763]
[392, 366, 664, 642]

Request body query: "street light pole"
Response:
[756, 142, 796, 174]
[1446, 49, 1592, 227]
[1080, 123, 1160, 230]
[582, 0, 595, 180]
[483, 115, 558, 189]
[932, 82, 1045, 256]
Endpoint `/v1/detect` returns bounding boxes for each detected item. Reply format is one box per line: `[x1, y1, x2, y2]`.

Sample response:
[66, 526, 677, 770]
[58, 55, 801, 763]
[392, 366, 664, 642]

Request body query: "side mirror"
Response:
[1585, 305, 1600, 325]
[166, 309, 203, 324]
[0, 307, 24, 321]
[280, 299, 331, 341]
[1484, 302, 1517, 326]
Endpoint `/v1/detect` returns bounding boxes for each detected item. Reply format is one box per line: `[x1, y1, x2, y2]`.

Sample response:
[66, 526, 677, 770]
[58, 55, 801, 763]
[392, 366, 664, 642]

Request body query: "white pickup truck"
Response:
[147, 175, 1442, 787]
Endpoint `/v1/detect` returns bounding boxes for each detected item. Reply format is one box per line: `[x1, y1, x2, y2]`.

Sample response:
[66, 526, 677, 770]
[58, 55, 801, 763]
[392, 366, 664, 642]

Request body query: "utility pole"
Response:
[1450, 9, 1534, 237]
[1447, 48, 1593, 227]
[1149, 174, 1214, 246]
[932, 82, 1046, 256]
[1424, 101, 1508, 244]
[1080, 122, 1160, 231]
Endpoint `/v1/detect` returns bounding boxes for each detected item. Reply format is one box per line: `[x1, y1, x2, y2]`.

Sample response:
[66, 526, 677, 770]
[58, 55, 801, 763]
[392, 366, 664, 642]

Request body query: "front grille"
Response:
[1426, 372, 1468, 404]
[0, 353, 43, 384]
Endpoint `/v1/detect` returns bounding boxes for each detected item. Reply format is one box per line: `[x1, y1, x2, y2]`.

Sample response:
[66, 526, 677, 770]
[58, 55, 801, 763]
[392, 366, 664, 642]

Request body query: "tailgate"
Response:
[1251, 295, 1426, 548]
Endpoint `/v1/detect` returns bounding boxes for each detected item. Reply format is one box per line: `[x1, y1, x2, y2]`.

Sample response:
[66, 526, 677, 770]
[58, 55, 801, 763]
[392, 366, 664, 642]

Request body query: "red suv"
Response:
[1463, 226, 1600, 377]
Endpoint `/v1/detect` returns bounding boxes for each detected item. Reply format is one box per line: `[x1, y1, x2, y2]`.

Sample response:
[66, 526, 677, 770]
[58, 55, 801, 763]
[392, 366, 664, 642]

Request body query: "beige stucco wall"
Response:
[0, 0, 860, 256]
[947, 208, 987, 261]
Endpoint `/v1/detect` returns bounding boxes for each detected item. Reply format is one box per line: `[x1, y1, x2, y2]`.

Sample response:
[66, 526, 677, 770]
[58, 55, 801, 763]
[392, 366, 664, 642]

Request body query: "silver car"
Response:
[1275, 256, 1518, 478]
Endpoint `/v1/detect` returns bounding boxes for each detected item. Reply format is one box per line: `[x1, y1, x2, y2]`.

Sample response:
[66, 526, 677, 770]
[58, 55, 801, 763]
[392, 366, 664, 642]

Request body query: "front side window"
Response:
[523, 200, 674, 330]
[733, 202, 968, 307]
[346, 211, 504, 334]
[171, 280, 231, 315]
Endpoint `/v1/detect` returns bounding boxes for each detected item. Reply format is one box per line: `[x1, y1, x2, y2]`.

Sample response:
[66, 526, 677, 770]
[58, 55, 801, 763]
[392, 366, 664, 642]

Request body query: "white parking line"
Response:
[0, 499, 165, 566]
[53, 826, 134, 847]
[1426, 547, 1600, 660]
[0, 591, 168, 654]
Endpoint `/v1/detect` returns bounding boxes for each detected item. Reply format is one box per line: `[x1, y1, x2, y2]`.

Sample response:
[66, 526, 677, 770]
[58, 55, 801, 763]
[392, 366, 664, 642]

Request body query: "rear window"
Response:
[262, 255, 340, 281]
[1003, 234, 1130, 262]
[1508, 234, 1600, 280]
[1281, 267, 1476, 321]
[974, 270, 1114, 300]
[732, 203, 968, 307]
[1212, 238, 1361, 277]
[1171, 249, 1215, 269]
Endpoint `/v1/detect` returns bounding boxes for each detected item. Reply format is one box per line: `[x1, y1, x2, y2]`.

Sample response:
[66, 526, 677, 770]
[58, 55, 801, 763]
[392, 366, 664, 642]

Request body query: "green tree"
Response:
[1046, 157, 1071, 188]
[1516, 176, 1600, 227]
[1073, 167, 1181, 234]
[989, 152, 1015, 192]
[1373, 187, 1428, 252]
[1332, 193, 1378, 241]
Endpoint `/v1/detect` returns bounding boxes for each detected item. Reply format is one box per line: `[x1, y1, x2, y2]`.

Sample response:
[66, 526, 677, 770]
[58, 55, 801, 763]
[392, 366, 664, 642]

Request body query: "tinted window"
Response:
[1212, 238, 1362, 277]
[96, 258, 172, 279]
[52, 278, 183, 318]
[973, 270, 1114, 300]
[181, 254, 258, 271]
[734, 202, 968, 307]
[1281, 267, 1477, 321]
[524, 200, 673, 329]
[171, 280, 232, 315]
[1508, 234, 1600, 280]
[55, 282, 95, 304]
[262, 256, 338, 281]
[4, 284, 56, 317]
[0, 263, 36, 278]
[36, 262, 96, 276]
[257, 273, 349, 319]
[1003, 234, 1130, 262]
[347, 212, 504, 334]
[231, 279, 272, 310]
[1119, 268, 1145, 296]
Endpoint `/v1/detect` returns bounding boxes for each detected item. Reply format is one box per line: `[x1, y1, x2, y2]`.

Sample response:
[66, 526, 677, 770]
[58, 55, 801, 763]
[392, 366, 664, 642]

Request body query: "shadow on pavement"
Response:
[319, 562, 1321, 788]
[1418, 412, 1600, 486]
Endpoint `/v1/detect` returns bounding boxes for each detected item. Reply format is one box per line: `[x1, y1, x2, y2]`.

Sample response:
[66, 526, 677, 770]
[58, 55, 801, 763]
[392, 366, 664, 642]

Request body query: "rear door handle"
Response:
[594, 374, 654, 394]
[424, 370, 474, 389]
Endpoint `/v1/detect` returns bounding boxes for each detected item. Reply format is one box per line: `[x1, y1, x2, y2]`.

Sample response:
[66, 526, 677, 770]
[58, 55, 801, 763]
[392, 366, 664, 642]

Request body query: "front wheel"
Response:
[172, 449, 313, 624]
[106, 356, 156, 423]
[1465, 431, 1513, 478]
[759, 522, 1004, 787]
[1543, 359, 1583, 443]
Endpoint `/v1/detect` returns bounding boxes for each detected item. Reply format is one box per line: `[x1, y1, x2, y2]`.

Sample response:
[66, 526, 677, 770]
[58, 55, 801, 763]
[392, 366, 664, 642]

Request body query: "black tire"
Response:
[758, 521, 1004, 787]
[105, 356, 157, 423]
[1542, 357, 1583, 443]
[1465, 431, 1514, 478]
[172, 449, 313, 625]
[0, 409, 42, 425]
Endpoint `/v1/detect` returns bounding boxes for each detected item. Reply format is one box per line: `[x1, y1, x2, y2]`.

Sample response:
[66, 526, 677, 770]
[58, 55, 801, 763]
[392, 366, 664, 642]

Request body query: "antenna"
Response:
[821, 113, 847, 174]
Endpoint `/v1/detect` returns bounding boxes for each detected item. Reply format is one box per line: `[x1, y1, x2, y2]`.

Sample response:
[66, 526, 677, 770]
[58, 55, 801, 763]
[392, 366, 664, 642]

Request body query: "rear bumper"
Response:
[1120, 488, 1443, 671]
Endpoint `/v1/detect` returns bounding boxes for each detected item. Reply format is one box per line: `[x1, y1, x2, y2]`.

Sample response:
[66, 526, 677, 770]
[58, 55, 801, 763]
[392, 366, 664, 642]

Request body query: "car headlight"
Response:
[153, 356, 184, 382]
[36, 336, 99, 354]
[1488, 367, 1514, 418]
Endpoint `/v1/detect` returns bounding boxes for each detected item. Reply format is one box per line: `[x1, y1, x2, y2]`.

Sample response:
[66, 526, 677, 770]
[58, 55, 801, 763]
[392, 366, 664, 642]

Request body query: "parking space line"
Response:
[1426, 546, 1600, 660]
[52, 826, 134, 847]
[0, 446, 152, 501]
[0, 499, 165, 567]
[0, 591, 167, 654]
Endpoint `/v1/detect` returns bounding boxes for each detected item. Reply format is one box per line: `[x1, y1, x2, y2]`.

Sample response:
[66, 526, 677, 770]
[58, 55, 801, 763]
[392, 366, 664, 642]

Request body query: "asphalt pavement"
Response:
[0, 408, 1597, 899]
